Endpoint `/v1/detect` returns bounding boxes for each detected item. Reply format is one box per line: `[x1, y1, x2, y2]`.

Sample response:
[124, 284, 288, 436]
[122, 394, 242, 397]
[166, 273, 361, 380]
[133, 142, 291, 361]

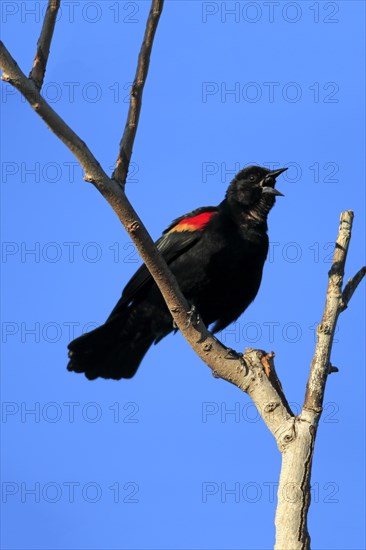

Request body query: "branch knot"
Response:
[264, 401, 280, 413]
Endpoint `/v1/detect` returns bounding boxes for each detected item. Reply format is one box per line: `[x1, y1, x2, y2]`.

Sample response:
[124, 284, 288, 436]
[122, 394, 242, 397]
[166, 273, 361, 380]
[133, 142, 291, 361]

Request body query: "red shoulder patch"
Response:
[170, 211, 216, 233]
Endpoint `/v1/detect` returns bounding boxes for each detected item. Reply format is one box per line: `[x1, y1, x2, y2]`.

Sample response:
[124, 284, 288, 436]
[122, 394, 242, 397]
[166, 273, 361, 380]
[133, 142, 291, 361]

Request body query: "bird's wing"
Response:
[111, 207, 218, 313]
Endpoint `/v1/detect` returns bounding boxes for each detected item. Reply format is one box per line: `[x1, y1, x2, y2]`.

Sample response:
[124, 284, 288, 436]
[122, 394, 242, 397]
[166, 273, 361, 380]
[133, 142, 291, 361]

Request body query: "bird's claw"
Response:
[223, 347, 248, 376]
[171, 305, 200, 329]
[186, 304, 199, 328]
[224, 348, 242, 361]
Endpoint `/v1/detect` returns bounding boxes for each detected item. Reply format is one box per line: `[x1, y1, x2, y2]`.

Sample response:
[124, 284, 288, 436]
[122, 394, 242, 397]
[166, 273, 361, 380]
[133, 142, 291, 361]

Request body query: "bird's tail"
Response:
[67, 310, 155, 380]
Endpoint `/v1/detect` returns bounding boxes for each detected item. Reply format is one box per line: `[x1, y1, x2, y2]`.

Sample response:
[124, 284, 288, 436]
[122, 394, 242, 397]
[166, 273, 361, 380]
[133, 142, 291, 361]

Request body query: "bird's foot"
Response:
[171, 304, 200, 330]
[186, 304, 200, 328]
[224, 347, 243, 361]
[221, 345, 247, 373]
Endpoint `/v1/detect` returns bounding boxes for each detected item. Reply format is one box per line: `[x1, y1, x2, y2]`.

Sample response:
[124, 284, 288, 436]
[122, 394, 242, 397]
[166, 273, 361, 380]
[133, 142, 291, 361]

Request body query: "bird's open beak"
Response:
[261, 167, 287, 197]
[262, 187, 284, 197]
[268, 167, 288, 179]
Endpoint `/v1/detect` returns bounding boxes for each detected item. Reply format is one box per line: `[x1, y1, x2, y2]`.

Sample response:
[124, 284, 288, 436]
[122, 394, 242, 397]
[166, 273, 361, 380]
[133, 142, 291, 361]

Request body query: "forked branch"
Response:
[304, 211, 365, 415]
[29, 0, 60, 89]
[0, 10, 293, 443]
[274, 211, 365, 550]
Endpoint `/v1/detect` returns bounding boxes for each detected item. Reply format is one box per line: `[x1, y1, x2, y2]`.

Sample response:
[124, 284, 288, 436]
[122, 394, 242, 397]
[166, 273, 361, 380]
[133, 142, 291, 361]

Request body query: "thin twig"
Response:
[303, 211, 362, 414]
[112, 0, 164, 185]
[341, 266, 366, 311]
[29, 0, 60, 89]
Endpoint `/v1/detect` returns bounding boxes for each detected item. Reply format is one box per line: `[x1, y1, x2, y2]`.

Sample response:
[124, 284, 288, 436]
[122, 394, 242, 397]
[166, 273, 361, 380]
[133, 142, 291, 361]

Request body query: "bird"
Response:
[67, 165, 287, 380]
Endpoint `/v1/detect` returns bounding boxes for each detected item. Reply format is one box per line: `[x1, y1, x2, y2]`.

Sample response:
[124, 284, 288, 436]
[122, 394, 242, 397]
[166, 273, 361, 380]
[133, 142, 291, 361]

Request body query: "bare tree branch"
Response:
[1, 42, 109, 185]
[274, 211, 365, 550]
[0, 36, 293, 445]
[29, 0, 60, 89]
[303, 211, 363, 414]
[274, 412, 315, 550]
[341, 265, 366, 311]
[112, 0, 164, 185]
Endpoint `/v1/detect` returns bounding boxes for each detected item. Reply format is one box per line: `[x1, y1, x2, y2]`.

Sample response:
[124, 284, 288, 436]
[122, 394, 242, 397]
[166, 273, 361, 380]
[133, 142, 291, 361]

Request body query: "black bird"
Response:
[67, 165, 286, 380]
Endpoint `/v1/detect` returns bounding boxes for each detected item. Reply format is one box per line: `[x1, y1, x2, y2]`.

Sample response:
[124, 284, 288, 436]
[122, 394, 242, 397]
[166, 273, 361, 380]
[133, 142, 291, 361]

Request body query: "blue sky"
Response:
[1, 1, 365, 549]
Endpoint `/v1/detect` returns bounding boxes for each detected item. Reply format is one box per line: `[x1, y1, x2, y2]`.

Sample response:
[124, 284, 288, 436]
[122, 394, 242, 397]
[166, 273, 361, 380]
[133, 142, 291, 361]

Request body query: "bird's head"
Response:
[226, 165, 287, 223]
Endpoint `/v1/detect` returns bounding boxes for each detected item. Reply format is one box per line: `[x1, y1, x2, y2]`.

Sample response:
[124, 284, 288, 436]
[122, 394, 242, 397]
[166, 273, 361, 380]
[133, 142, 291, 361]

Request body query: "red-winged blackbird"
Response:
[67, 165, 286, 380]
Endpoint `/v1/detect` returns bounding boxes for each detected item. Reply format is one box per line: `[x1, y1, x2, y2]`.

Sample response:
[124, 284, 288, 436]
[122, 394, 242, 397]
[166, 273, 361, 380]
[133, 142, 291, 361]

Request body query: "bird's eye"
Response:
[249, 175, 256, 182]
